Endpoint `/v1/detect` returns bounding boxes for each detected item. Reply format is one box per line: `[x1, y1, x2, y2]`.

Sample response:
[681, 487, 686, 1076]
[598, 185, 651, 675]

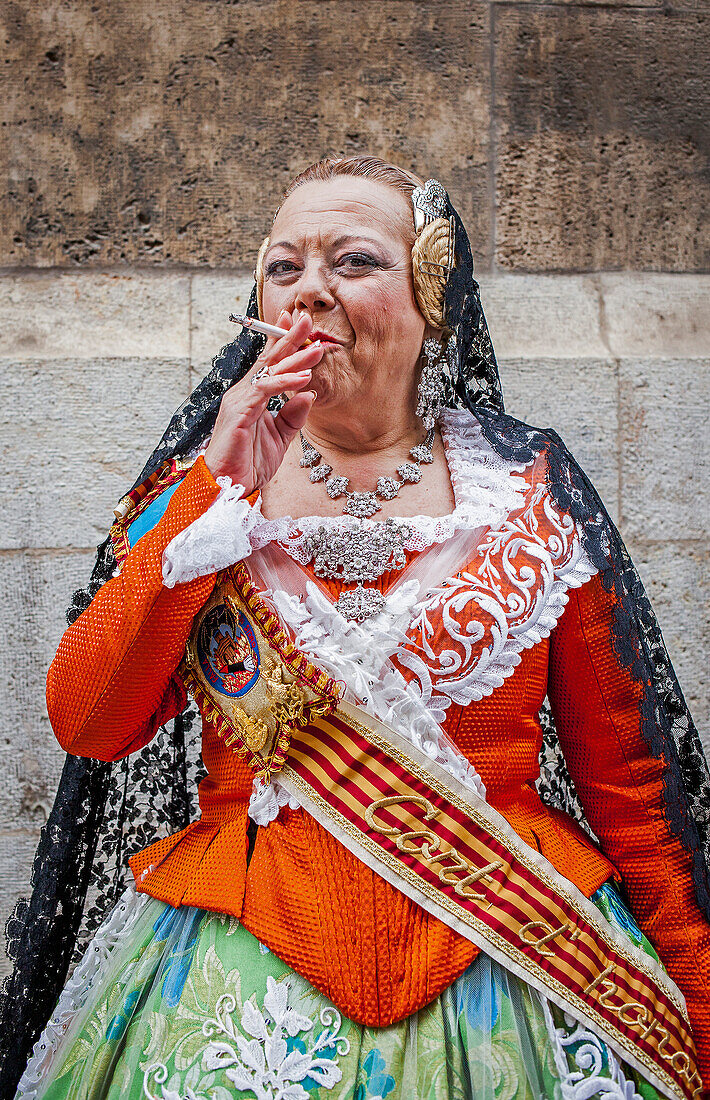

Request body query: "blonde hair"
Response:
[283, 155, 423, 211]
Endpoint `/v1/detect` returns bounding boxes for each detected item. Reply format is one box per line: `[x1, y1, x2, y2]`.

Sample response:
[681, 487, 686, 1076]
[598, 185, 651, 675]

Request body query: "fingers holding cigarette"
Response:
[247, 310, 322, 393]
[204, 311, 318, 489]
[231, 309, 315, 349]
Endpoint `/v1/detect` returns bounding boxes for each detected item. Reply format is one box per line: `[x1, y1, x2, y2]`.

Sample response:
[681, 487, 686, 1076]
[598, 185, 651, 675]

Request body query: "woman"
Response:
[2, 157, 709, 1100]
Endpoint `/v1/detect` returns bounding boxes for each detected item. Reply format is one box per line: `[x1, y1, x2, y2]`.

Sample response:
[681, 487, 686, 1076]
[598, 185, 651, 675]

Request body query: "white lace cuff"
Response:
[248, 774, 301, 826]
[162, 477, 262, 587]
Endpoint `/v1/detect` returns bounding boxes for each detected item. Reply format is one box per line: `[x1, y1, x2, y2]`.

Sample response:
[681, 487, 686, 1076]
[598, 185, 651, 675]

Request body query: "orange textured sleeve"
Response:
[47, 456, 221, 761]
[548, 572, 710, 1077]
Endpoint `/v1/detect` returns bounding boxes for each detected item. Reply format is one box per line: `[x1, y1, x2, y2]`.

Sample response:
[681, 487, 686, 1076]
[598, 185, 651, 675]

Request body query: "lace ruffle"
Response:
[162, 479, 263, 587]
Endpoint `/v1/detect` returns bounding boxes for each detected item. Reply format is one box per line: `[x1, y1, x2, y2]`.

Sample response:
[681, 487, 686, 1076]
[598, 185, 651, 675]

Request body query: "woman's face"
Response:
[262, 176, 428, 409]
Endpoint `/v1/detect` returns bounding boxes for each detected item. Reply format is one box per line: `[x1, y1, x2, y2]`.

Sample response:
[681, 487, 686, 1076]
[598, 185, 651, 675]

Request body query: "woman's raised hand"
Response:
[203, 310, 322, 494]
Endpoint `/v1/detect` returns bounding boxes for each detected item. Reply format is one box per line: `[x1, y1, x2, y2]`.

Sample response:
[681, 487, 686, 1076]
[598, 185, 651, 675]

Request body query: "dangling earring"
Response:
[416, 337, 446, 437]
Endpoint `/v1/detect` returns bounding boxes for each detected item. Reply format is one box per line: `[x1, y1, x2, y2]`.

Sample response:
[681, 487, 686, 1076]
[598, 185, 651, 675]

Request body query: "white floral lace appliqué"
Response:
[542, 1001, 643, 1100]
[397, 480, 596, 721]
[143, 975, 349, 1100]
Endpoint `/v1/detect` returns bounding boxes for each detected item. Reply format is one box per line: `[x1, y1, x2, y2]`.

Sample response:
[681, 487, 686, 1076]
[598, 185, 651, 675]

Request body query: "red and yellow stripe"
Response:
[282, 707, 700, 1100]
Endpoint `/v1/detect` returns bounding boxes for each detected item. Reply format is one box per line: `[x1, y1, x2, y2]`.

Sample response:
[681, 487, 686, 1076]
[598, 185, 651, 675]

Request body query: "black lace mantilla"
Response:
[1, 197, 708, 1098]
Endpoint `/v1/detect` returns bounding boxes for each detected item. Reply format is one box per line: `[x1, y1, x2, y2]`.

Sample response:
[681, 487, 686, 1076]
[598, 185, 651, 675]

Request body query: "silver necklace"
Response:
[299, 429, 435, 519]
[296, 428, 435, 622]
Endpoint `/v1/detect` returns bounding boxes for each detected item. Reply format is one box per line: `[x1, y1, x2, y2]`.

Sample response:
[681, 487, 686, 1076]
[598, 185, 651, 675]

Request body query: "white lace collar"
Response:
[250, 409, 532, 562]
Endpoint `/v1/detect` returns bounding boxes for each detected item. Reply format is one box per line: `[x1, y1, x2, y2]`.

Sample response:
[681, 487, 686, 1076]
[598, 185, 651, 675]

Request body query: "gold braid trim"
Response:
[180, 564, 343, 781]
[230, 561, 342, 708]
[179, 657, 264, 771]
[109, 463, 188, 567]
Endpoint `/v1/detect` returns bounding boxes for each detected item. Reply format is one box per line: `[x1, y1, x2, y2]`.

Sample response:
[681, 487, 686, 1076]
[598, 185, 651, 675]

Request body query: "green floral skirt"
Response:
[16, 881, 662, 1100]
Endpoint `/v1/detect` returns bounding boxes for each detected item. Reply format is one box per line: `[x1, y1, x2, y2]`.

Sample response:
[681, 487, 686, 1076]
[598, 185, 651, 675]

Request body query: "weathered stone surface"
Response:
[0, 548, 96, 979]
[625, 540, 709, 743]
[497, 357, 619, 521]
[600, 275, 710, 359]
[481, 275, 605, 360]
[619, 359, 709, 541]
[190, 274, 253, 380]
[492, 0, 662, 5]
[494, 9, 709, 271]
[0, 551, 93, 835]
[1, 0, 492, 269]
[0, 273, 190, 360]
[1, 357, 191, 549]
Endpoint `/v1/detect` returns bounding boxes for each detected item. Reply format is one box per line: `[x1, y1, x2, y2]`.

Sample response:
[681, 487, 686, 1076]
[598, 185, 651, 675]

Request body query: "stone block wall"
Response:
[1, 0, 708, 982]
[3, 1, 708, 272]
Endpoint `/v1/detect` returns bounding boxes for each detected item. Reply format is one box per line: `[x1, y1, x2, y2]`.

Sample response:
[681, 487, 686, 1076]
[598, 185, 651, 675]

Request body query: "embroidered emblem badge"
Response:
[182, 566, 342, 781]
[197, 602, 260, 698]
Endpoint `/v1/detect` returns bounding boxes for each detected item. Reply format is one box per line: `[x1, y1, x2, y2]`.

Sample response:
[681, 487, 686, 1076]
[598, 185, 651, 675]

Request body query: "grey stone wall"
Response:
[1, 0, 708, 983]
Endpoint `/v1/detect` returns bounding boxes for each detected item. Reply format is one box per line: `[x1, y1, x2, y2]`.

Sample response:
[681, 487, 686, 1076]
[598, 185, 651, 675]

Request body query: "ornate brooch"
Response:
[300, 519, 413, 622]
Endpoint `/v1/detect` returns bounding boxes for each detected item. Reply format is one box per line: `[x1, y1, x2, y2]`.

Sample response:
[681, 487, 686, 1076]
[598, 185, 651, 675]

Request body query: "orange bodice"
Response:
[46, 456, 710, 1074]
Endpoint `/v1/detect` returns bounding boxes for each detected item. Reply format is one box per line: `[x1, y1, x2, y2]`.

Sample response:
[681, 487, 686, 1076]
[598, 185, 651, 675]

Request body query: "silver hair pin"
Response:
[411, 179, 448, 234]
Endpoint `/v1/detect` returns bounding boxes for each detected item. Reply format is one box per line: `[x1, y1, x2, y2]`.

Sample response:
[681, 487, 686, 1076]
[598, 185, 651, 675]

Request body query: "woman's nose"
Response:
[293, 263, 336, 314]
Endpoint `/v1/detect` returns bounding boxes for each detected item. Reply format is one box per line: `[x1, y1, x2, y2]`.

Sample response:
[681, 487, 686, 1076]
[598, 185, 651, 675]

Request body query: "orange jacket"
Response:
[46, 455, 710, 1075]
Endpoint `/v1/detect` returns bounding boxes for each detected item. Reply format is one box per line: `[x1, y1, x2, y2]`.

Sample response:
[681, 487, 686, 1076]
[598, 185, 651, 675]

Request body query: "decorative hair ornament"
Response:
[411, 179, 457, 330]
[411, 179, 448, 232]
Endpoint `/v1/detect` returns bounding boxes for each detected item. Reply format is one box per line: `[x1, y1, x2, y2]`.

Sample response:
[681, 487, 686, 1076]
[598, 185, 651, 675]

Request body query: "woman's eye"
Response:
[265, 260, 299, 277]
[337, 253, 378, 271]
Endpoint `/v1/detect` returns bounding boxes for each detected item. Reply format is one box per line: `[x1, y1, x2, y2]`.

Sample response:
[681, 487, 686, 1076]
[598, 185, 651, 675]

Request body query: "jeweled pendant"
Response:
[410, 443, 434, 464]
[396, 461, 422, 484]
[326, 475, 349, 499]
[343, 492, 381, 518]
[335, 583, 386, 622]
[309, 463, 333, 483]
[375, 476, 401, 501]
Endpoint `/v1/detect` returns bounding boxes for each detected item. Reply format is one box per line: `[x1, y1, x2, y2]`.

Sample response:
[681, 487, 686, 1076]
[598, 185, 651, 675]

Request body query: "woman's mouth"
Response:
[309, 329, 341, 344]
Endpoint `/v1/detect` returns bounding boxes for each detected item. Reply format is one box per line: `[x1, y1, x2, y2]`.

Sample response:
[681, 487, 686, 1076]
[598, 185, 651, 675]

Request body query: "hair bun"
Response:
[411, 217, 453, 329]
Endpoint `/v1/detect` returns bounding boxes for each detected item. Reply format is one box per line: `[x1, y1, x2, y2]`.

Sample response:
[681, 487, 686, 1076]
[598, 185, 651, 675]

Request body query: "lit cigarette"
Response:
[229, 313, 314, 345]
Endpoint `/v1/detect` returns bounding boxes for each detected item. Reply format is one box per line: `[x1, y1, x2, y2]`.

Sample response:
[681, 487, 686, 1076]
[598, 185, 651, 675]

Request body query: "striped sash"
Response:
[184, 565, 701, 1100]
